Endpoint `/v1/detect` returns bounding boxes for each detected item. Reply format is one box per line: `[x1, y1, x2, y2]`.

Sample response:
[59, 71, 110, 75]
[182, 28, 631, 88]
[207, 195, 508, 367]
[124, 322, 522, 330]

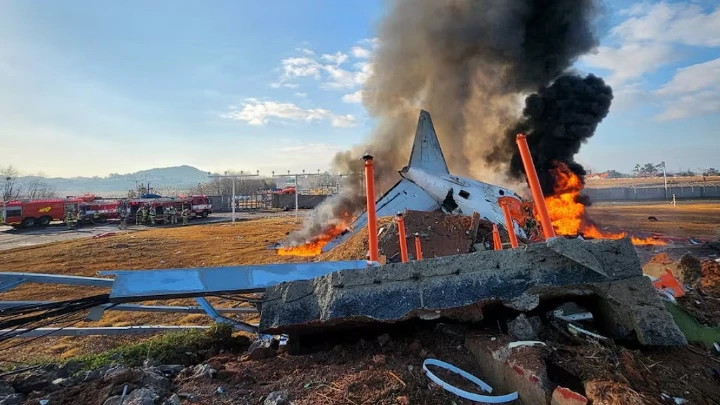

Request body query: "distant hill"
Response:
[19, 165, 212, 197]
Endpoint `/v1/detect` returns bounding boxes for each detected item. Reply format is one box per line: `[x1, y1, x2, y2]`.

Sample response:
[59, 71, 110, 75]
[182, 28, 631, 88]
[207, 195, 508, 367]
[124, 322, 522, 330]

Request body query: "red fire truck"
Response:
[1, 198, 83, 228]
[127, 195, 212, 222]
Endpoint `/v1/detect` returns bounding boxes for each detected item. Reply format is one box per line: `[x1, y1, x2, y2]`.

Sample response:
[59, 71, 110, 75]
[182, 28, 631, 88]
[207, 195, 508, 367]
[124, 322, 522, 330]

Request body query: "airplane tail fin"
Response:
[407, 110, 449, 174]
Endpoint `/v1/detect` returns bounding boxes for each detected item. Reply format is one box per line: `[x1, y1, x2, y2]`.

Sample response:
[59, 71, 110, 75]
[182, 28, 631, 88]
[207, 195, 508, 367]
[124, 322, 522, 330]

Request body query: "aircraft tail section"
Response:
[407, 110, 449, 175]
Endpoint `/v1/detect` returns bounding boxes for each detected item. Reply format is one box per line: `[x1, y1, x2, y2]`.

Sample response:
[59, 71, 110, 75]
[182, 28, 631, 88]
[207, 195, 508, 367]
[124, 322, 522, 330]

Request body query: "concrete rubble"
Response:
[260, 238, 687, 346]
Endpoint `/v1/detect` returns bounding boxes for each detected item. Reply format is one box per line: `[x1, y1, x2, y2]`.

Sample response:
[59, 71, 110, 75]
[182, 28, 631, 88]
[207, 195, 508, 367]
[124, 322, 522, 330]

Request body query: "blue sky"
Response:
[0, 0, 718, 177]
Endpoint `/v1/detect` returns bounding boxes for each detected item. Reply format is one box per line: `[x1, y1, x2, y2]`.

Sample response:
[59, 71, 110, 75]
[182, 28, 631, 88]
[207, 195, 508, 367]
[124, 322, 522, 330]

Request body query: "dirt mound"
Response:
[701, 259, 720, 294]
[648, 252, 674, 265]
[378, 211, 476, 262]
[316, 217, 395, 262]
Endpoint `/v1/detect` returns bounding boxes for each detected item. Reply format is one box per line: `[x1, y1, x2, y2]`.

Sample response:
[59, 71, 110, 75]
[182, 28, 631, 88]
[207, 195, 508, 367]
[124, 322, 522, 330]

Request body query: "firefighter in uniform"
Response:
[169, 206, 177, 224]
[119, 209, 127, 230]
[142, 205, 149, 224]
[135, 206, 143, 226]
[65, 211, 76, 230]
[181, 207, 189, 226]
[93, 211, 100, 224]
[76, 210, 83, 228]
[148, 205, 156, 225]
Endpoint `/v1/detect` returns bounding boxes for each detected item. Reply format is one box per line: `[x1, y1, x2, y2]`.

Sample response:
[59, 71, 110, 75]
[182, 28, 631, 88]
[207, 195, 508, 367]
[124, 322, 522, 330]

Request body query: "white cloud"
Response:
[294, 92, 307, 98]
[360, 37, 381, 49]
[655, 57, 720, 120]
[342, 90, 363, 103]
[656, 57, 720, 95]
[350, 46, 371, 58]
[582, 43, 676, 85]
[295, 48, 315, 56]
[270, 82, 299, 89]
[321, 51, 348, 66]
[224, 99, 356, 127]
[280, 57, 323, 80]
[613, 2, 720, 47]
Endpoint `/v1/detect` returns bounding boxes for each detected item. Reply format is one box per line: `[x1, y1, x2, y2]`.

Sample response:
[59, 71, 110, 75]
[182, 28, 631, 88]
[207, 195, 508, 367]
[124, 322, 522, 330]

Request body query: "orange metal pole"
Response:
[492, 224, 502, 250]
[499, 201, 519, 248]
[396, 213, 409, 263]
[414, 232, 423, 260]
[515, 134, 556, 240]
[363, 154, 379, 262]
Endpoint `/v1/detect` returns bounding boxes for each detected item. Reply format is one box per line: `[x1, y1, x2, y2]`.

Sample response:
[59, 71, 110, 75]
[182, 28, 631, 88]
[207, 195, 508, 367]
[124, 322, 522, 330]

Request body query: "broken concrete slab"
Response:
[508, 314, 542, 340]
[260, 238, 686, 346]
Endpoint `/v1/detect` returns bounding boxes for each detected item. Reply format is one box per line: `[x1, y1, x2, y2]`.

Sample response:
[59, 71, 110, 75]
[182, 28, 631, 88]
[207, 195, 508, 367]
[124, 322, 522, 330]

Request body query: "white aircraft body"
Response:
[322, 110, 525, 253]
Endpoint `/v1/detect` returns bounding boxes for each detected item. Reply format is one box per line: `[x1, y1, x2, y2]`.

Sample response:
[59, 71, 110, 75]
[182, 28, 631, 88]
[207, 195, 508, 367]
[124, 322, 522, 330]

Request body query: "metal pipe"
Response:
[492, 224, 502, 250]
[414, 233, 423, 260]
[499, 201, 519, 248]
[515, 134, 556, 240]
[363, 154, 379, 262]
[396, 213, 408, 263]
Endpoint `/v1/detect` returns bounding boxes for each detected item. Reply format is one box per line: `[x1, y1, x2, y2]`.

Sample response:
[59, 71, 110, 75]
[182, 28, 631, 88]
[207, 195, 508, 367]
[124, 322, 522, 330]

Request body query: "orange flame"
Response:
[544, 162, 665, 246]
[277, 213, 353, 257]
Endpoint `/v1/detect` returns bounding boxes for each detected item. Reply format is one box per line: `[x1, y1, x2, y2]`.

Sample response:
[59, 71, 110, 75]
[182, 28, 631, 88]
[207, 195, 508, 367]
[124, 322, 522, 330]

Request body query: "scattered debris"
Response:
[422, 358, 518, 403]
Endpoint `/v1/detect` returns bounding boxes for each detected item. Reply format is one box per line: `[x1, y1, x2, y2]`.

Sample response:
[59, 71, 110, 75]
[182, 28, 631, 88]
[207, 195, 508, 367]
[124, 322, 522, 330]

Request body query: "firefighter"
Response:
[148, 205, 156, 225]
[135, 207, 143, 226]
[169, 206, 177, 224]
[119, 209, 127, 230]
[181, 207, 189, 226]
[92, 210, 100, 224]
[65, 211, 76, 230]
[142, 205, 149, 224]
[75, 210, 83, 228]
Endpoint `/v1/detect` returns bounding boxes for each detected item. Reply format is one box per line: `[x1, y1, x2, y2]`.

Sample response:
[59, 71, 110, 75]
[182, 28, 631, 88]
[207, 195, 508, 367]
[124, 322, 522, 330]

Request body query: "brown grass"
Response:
[0, 218, 307, 364]
[587, 202, 720, 238]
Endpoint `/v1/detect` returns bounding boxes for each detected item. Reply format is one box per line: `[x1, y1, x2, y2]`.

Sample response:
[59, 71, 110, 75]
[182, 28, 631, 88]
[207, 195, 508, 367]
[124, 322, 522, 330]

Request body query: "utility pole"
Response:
[208, 170, 260, 224]
[273, 170, 322, 223]
[661, 161, 668, 199]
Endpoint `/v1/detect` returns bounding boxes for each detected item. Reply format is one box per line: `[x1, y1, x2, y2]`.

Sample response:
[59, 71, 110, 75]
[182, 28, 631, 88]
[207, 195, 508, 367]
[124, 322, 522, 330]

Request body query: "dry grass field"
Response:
[587, 201, 720, 238]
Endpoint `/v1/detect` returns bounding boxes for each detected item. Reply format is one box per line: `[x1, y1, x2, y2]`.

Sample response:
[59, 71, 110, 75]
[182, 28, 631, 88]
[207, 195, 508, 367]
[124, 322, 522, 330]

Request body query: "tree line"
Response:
[1, 165, 58, 201]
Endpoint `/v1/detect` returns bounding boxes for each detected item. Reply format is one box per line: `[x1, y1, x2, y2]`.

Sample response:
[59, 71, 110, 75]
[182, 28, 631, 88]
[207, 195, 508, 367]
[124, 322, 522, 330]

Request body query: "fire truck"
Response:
[78, 196, 123, 223]
[1, 198, 83, 228]
[126, 195, 212, 222]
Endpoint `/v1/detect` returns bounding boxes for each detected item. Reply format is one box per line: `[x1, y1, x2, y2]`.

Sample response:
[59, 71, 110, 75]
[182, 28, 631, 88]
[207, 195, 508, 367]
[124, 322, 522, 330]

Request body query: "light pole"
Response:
[208, 171, 260, 224]
[273, 170, 323, 223]
[661, 161, 668, 199]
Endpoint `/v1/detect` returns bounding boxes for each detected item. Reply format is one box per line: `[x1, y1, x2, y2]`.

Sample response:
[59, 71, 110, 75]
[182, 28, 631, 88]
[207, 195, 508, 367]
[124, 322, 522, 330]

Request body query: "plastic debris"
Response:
[508, 341, 546, 349]
[568, 324, 608, 341]
[653, 269, 685, 298]
[423, 358, 518, 403]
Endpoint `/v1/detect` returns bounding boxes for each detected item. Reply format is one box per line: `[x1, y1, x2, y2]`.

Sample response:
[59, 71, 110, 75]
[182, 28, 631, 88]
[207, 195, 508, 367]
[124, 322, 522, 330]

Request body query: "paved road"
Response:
[0, 211, 311, 252]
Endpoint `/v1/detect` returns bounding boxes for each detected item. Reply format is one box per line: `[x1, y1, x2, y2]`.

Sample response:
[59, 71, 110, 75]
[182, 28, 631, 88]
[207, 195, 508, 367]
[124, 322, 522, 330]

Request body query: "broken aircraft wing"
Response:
[321, 178, 440, 253]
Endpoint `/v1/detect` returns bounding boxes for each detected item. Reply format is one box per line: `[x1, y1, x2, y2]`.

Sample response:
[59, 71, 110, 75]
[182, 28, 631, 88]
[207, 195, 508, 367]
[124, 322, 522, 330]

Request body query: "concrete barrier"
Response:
[272, 194, 328, 209]
[584, 185, 720, 202]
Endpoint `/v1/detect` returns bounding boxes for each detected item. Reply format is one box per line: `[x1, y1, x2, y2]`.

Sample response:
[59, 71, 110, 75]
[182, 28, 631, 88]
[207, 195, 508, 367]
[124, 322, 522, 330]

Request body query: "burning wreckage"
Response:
[0, 109, 702, 403]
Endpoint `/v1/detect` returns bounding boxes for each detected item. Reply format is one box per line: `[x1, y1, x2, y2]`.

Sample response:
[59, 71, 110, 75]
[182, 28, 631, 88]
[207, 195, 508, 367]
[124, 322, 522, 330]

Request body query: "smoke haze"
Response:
[286, 0, 611, 245]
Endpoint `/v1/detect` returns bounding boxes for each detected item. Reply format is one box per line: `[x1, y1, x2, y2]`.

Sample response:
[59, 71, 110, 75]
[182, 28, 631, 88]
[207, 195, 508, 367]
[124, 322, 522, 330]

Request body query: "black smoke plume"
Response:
[490, 74, 613, 194]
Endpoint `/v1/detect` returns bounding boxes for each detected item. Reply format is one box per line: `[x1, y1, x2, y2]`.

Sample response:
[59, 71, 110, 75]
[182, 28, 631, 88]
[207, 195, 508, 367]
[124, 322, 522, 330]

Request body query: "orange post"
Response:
[396, 212, 409, 263]
[363, 154, 379, 262]
[499, 201, 519, 248]
[492, 224, 502, 250]
[414, 233, 423, 260]
[515, 134, 556, 240]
